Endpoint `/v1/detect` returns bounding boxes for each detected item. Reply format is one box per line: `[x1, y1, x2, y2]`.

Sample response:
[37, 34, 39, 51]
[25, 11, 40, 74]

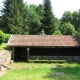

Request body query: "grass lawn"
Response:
[0, 62, 80, 80]
[0, 43, 7, 50]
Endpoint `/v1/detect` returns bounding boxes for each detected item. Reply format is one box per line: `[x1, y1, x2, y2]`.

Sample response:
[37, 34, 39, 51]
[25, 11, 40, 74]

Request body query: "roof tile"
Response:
[7, 35, 80, 47]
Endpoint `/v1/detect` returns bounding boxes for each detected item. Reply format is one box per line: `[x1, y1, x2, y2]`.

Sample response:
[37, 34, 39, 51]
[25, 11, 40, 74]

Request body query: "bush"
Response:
[0, 30, 10, 44]
[0, 30, 5, 44]
[53, 30, 62, 35]
[4, 34, 11, 43]
[60, 22, 76, 35]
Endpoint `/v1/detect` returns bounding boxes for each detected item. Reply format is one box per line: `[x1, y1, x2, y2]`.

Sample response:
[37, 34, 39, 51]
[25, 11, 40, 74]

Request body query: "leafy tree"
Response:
[26, 4, 42, 34]
[0, 30, 6, 44]
[71, 10, 80, 35]
[53, 30, 62, 35]
[1, 0, 28, 34]
[60, 10, 80, 35]
[60, 11, 72, 32]
[60, 11, 72, 24]
[71, 11, 78, 30]
[60, 22, 76, 35]
[41, 0, 57, 35]
[76, 10, 80, 33]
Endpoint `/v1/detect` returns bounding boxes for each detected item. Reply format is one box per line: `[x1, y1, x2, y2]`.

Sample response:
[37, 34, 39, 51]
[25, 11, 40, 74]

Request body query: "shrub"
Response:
[4, 34, 11, 43]
[53, 30, 62, 35]
[0, 30, 9, 44]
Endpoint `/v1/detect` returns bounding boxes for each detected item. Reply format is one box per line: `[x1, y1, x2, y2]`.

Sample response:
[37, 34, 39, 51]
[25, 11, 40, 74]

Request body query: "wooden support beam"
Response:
[56, 47, 59, 60]
[12, 47, 14, 61]
[27, 48, 29, 62]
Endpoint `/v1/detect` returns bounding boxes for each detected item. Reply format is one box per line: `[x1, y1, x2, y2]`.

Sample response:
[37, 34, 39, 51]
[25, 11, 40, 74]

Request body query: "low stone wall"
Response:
[0, 50, 12, 65]
[29, 56, 80, 61]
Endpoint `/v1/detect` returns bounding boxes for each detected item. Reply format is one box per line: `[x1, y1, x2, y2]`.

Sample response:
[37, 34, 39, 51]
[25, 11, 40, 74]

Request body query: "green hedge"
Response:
[0, 30, 11, 44]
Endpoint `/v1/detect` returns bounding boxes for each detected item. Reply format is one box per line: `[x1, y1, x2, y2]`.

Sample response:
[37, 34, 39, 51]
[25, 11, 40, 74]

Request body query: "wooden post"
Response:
[12, 47, 14, 61]
[56, 47, 58, 60]
[27, 48, 30, 62]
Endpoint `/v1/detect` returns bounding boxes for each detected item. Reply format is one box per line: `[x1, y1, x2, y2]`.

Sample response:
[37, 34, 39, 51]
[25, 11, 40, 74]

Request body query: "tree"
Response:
[60, 11, 72, 24]
[60, 10, 80, 35]
[41, 0, 57, 35]
[60, 22, 76, 35]
[0, 16, 3, 30]
[71, 11, 78, 30]
[26, 4, 43, 34]
[53, 30, 62, 35]
[76, 9, 80, 33]
[71, 10, 80, 35]
[1, 0, 28, 34]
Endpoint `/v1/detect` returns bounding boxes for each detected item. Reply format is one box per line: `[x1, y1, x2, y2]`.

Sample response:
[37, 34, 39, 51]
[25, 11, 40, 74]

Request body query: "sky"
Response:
[0, 0, 80, 18]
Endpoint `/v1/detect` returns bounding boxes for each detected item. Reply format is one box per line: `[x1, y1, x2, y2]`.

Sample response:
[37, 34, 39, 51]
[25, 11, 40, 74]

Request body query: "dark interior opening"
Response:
[59, 47, 80, 56]
[14, 47, 80, 61]
[14, 47, 27, 61]
[30, 47, 80, 56]
[30, 48, 57, 56]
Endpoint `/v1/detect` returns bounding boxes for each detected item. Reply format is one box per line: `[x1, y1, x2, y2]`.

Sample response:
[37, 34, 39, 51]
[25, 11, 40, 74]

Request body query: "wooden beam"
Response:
[56, 47, 59, 60]
[12, 47, 14, 61]
[27, 48, 29, 62]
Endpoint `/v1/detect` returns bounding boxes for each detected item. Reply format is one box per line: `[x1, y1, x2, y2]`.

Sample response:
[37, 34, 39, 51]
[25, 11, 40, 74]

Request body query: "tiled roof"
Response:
[7, 35, 80, 47]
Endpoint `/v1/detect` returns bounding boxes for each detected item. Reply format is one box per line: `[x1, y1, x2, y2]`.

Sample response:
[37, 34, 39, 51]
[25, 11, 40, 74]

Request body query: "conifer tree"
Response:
[41, 0, 57, 34]
[2, 0, 28, 34]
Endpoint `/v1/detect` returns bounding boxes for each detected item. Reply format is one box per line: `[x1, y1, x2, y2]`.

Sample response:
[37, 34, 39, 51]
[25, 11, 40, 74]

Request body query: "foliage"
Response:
[60, 10, 80, 35]
[1, 0, 29, 34]
[60, 22, 76, 35]
[0, 0, 80, 35]
[0, 30, 10, 45]
[0, 30, 7, 44]
[26, 4, 42, 34]
[61, 11, 72, 23]
[0, 43, 7, 50]
[5, 34, 11, 42]
[41, 0, 57, 34]
[71, 11, 79, 30]
[53, 30, 62, 35]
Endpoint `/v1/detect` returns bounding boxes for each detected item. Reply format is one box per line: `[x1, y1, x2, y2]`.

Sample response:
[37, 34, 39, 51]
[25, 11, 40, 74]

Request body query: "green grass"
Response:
[29, 60, 67, 63]
[0, 62, 80, 80]
[0, 43, 7, 50]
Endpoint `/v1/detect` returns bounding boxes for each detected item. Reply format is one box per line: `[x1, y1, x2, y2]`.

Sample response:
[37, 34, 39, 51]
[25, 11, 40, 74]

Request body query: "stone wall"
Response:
[0, 50, 12, 65]
[29, 56, 80, 61]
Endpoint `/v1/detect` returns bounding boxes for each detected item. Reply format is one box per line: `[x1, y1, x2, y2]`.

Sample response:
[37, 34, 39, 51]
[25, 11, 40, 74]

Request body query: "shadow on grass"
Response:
[43, 64, 80, 80]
